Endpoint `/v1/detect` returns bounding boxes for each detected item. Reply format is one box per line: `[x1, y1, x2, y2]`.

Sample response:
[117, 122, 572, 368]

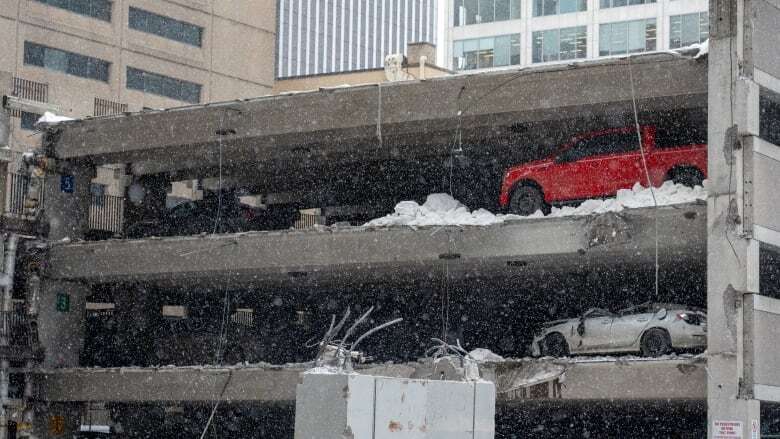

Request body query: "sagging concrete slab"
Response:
[44, 203, 707, 289]
[37, 355, 705, 403]
[44, 54, 707, 188]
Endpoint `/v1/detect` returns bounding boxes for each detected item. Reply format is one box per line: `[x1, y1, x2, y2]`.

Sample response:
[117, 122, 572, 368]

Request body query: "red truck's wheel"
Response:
[509, 185, 546, 216]
[670, 167, 704, 188]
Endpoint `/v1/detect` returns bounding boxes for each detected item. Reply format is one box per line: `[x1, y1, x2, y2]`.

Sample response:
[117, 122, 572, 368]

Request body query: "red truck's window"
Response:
[558, 131, 640, 162]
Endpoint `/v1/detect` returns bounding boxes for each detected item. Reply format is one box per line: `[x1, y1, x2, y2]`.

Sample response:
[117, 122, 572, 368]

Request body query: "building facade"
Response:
[276, 0, 438, 78]
[444, 0, 708, 72]
[0, 0, 276, 153]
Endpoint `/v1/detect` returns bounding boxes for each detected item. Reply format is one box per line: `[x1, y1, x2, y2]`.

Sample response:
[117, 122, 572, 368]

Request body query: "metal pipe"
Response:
[0, 234, 19, 439]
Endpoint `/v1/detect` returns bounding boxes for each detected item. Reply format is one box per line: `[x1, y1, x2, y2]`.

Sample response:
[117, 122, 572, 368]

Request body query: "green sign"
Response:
[56, 293, 70, 312]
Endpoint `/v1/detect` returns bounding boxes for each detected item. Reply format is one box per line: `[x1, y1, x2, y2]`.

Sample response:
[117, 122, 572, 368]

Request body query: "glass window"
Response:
[32, 0, 112, 22]
[126, 67, 202, 104]
[560, 131, 639, 162]
[600, 0, 654, 7]
[478, 0, 494, 23]
[453, 34, 521, 71]
[454, 0, 521, 26]
[129, 7, 203, 47]
[494, 0, 510, 21]
[478, 38, 494, 68]
[533, 27, 587, 63]
[24, 42, 110, 81]
[464, 0, 478, 25]
[670, 12, 709, 49]
[600, 19, 656, 56]
[534, 0, 585, 16]
[494, 35, 511, 67]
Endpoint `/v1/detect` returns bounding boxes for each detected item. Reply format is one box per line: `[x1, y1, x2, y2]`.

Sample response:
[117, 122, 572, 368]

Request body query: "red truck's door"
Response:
[552, 129, 645, 200]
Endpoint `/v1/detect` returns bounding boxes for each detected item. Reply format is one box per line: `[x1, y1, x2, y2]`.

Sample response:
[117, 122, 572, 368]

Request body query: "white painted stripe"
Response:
[411, 0, 416, 42]
[357, 0, 362, 69]
[348, 0, 354, 70]
[340, 0, 346, 71]
[418, 0, 423, 43]
[305, 0, 311, 75]
[332, 0, 337, 72]
[278, 0, 285, 77]
[404, 0, 409, 50]
[396, 0, 402, 54]
[374, 0, 379, 68]
[754, 384, 780, 403]
[753, 136, 780, 163]
[296, 0, 303, 76]
[755, 225, 780, 251]
[426, 0, 431, 41]
[287, 0, 294, 77]
[314, 0, 320, 74]
[755, 68, 780, 96]
[381, 0, 386, 64]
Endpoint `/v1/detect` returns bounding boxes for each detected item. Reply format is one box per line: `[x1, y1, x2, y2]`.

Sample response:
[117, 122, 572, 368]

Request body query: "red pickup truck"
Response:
[499, 125, 707, 215]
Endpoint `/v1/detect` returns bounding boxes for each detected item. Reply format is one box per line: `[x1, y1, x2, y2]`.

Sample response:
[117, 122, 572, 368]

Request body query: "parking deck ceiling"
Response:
[47, 54, 707, 190]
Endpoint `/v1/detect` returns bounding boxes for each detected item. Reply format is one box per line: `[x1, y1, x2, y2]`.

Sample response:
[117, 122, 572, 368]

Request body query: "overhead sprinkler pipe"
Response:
[0, 234, 19, 439]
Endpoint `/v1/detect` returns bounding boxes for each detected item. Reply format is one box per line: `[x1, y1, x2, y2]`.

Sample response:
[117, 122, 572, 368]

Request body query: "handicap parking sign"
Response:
[60, 175, 74, 193]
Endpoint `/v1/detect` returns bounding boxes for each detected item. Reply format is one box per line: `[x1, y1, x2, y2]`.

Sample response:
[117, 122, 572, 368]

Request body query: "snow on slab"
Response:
[36, 111, 75, 125]
[364, 181, 707, 228]
[469, 348, 505, 363]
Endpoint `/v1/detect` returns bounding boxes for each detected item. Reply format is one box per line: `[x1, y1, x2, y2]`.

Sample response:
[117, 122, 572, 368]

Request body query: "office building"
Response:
[276, 0, 438, 78]
[444, 0, 708, 72]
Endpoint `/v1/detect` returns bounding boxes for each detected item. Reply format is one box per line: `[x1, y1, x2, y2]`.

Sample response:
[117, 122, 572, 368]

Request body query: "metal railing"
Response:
[5, 172, 40, 219]
[94, 97, 127, 117]
[0, 311, 38, 348]
[294, 212, 320, 229]
[89, 194, 124, 233]
[10, 77, 48, 117]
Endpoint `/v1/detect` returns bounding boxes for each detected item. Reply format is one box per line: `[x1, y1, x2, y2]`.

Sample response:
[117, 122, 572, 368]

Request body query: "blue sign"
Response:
[60, 175, 74, 193]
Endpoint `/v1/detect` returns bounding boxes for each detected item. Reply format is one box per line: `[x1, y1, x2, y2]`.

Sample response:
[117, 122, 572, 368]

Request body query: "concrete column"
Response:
[37, 280, 88, 368]
[31, 403, 82, 439]
[43, 163, 93, 241]
[707, 1, 762, 436]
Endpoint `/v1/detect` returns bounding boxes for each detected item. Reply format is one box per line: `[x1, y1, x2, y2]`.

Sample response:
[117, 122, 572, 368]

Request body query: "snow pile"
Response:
[692, 39, 709, 59]
[364, 193, 503, 227]
[540, 180, 707, 218]
[364, 181, 707, 227]
[36, 111, 74, 125]
[468, 348, 504, 363]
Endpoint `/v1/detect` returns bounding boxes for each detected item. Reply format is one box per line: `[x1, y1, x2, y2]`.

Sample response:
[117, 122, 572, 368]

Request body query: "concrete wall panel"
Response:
[750, 1, 780, 80]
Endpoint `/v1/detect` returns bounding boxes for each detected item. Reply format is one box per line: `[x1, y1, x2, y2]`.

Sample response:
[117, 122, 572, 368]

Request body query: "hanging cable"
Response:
[212, 111, 226, 235]
[627, 56, 660, 299]
[376, 83, 383, 149]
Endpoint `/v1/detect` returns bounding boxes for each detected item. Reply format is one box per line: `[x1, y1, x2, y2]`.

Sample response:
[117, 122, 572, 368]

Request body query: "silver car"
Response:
[530, 302, 707, 357]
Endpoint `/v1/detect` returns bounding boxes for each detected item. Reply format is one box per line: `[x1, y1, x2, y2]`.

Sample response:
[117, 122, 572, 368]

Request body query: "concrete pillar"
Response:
[43, 163, 93, 241]
[37, 280, 87, 368]
[707, 1, 762, 436]
[31, 403, 82, 439]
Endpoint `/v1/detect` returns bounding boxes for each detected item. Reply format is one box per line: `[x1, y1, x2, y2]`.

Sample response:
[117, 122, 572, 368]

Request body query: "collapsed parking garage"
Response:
[2, 26, 780, 437]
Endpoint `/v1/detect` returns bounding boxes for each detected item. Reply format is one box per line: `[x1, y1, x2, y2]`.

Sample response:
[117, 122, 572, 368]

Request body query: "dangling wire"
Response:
[212, 111, 225, 235]
[627, 56, 660, 299]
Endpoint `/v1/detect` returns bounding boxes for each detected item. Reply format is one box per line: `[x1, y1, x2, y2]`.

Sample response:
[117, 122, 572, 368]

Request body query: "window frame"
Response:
[453, 0, 521, 26]
[23, 42, 111, 82]
[452, 33, 522, 71]
[669, 12, 709, 49]
[128, 7, 204, 47]
[532, 26, 588, 63]
[533, 0, 587, 17]
[126, 67, 202, 104]
[32, 0, 112, 22]
[599, 18, 657, 56]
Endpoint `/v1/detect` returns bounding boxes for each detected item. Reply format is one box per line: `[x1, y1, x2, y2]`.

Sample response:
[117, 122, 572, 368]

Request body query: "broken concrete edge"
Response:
[45, 202, 704, 248]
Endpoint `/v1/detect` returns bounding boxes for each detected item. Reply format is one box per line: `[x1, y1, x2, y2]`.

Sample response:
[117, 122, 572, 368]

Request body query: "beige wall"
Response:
[272, 64, 452, 94]
[0, 0, 276, 150]
[0, 0, 276, 197]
